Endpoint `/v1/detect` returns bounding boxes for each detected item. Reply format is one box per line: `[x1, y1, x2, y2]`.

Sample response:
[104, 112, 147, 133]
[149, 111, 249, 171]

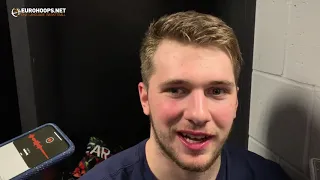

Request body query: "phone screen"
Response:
[0, 125, 69, 180]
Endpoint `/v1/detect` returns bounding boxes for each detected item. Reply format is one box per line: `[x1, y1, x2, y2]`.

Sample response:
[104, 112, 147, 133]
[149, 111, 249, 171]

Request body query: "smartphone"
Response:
[0, 123, 75, 180]
[310, 158, 320, 180]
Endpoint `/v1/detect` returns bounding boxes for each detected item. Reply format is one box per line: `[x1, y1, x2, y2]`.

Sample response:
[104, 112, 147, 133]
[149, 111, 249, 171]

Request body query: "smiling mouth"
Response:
[177, 131, 214, 143]
[178, 132, 209, 143]
[177, 131, 214, 151]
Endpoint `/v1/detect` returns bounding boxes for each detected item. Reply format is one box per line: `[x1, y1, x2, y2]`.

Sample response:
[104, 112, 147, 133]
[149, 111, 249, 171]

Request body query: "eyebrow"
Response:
[159, 79, 235, 88]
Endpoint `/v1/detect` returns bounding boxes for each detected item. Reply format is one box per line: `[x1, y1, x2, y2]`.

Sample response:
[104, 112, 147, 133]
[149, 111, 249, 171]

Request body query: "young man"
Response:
[79, 11, 291, 180]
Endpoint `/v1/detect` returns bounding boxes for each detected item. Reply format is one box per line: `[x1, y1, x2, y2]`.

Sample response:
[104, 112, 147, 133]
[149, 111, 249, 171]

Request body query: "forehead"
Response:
[151, 39, 235, 85]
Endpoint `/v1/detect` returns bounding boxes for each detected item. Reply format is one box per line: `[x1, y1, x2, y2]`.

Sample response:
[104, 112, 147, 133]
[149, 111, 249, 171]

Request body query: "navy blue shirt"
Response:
[79, 139, 291, 180]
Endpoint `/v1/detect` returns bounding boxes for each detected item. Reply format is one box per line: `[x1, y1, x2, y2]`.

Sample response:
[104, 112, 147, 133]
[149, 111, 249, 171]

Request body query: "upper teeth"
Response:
[182, 133, 206, 139]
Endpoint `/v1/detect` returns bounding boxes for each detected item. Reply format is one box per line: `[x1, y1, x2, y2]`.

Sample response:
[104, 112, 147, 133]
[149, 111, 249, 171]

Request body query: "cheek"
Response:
[211, 102, 236, 129]
[151, 97, 181, 125]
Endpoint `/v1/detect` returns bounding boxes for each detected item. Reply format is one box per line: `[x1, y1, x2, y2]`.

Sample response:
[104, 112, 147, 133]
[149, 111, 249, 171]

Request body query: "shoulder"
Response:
[223, 144, 291, 180]
[79, 140, 147, 180]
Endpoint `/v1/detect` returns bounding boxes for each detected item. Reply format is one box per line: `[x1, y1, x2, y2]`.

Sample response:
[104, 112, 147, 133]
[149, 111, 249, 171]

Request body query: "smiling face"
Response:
[138, 39, 238, 172]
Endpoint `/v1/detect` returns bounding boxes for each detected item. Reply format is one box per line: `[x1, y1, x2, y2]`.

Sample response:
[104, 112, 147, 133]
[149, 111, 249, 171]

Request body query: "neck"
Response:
[145, 136, 221, 180]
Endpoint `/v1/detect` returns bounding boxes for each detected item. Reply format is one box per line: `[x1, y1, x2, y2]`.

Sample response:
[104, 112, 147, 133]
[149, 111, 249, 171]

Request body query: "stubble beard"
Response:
[150, 116, 227, 173]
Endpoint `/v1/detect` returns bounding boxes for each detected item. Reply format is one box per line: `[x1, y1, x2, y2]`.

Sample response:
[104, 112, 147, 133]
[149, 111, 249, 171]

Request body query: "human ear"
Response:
[138, 82, 150, 115]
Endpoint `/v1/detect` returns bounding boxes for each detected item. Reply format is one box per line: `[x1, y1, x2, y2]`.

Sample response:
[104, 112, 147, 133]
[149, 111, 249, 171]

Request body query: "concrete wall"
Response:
[248, 0, 320, 179]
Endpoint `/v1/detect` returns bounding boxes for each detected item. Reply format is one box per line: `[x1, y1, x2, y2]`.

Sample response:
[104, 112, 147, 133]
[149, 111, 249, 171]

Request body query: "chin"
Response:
[175, 151, 217, 172]
[182, 153, 210, 164]
[177, 156, 214, 172]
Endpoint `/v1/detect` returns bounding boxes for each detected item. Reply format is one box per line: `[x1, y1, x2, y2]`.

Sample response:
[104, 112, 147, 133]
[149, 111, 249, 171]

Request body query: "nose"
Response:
[184, 90, 210, 126]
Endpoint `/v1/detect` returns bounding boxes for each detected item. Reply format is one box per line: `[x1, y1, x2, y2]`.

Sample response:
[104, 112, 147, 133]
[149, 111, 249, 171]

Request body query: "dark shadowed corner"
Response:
[308, 89, 320, 180]
[266, 88, 320, 180]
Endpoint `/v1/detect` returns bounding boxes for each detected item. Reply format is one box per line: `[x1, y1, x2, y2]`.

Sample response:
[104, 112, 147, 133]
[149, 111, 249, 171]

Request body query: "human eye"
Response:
[165, 87, 187, 98]
[207, 87, 229, 98]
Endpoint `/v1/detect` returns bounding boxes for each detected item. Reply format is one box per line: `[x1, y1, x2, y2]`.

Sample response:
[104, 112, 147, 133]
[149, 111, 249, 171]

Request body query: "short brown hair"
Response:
[139, 11, 243, 88]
